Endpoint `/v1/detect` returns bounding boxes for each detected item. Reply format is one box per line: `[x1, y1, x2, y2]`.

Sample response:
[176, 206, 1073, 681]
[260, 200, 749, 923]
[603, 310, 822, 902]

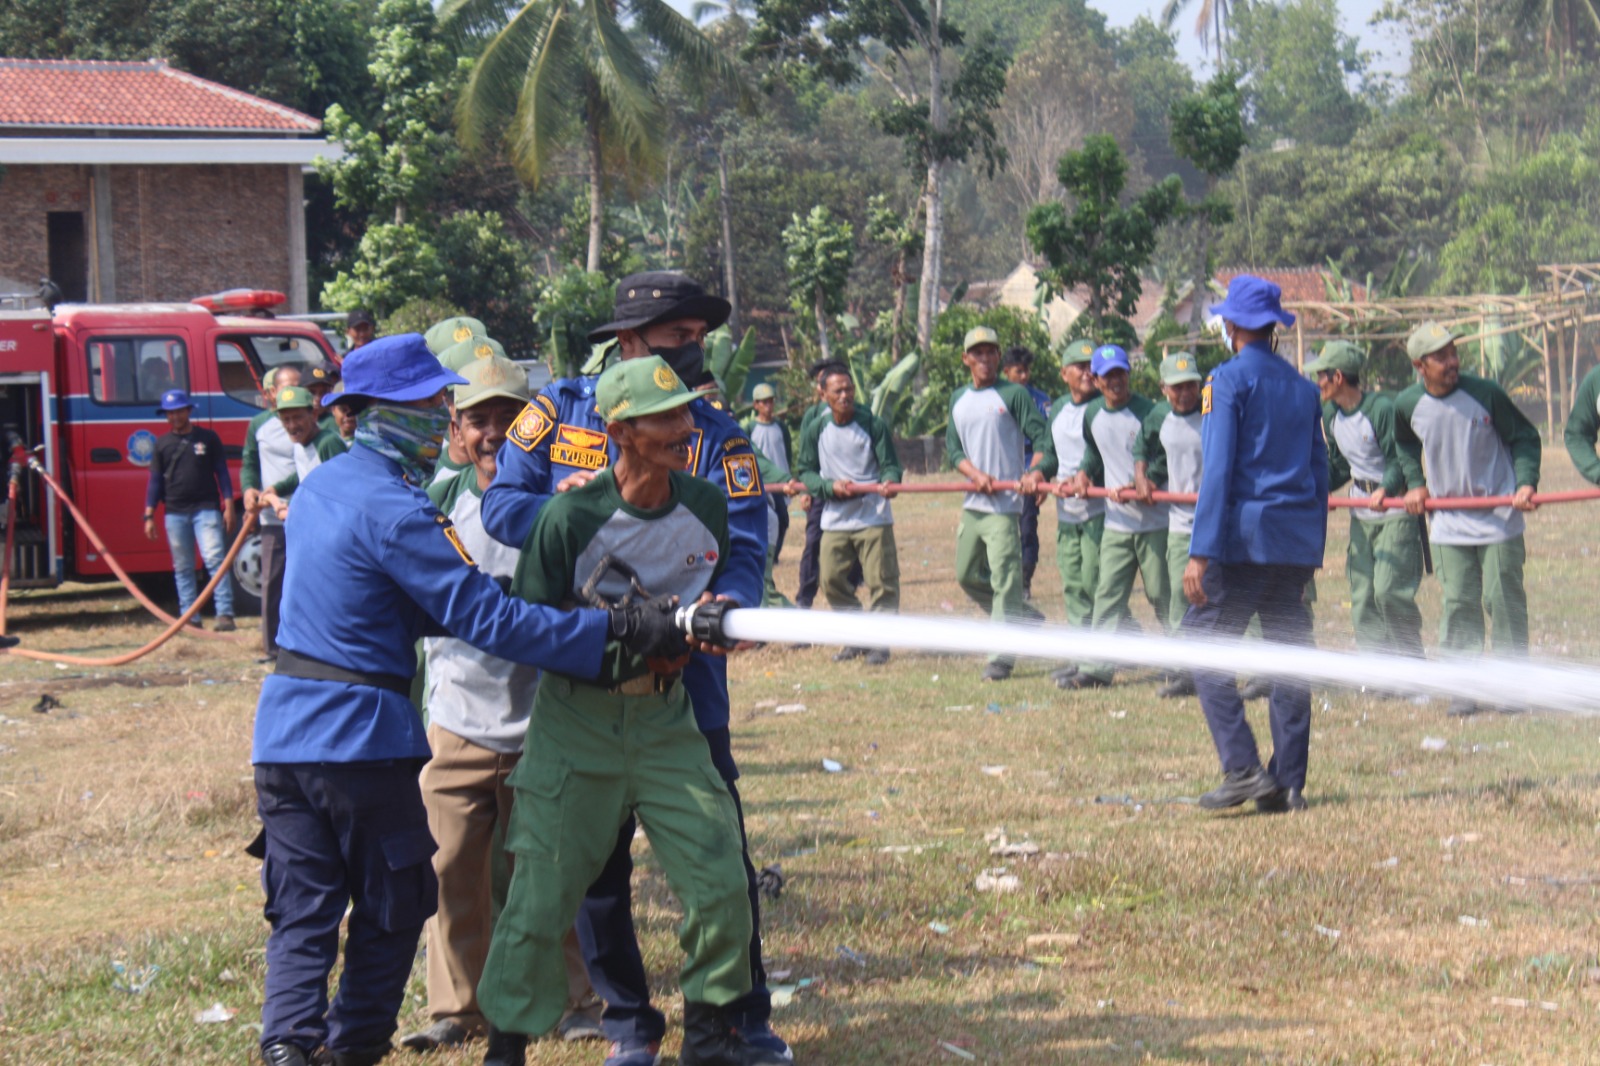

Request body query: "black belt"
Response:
[274, 648, 412, 698]
[1353, 478, 1382, 493]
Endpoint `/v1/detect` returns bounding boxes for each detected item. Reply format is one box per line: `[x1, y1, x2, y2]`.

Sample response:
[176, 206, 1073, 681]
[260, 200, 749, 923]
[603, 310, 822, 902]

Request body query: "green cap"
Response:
[1407, 321, 1455, 361]
[963, 326, 1000, 352]
[439, 335, 507, 373]
[1159, 351, 1203, 385]
[453, 355, 530, 410]
[751, 383, 776, 401]
[424, 316, 487, 355]
[1305, 340, 1364, 376]
[596, 356, 697, 423]
[1061, 338, 1095, 365]
[274, 385, 315, 411]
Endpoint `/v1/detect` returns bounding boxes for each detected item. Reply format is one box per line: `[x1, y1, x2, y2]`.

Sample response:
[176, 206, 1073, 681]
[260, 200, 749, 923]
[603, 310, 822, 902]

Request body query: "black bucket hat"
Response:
[587, 272, 731, 343]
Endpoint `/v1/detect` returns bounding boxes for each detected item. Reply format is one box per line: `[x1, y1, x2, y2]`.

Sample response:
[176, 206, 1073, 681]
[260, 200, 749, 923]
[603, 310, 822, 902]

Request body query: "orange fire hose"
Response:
[3, 456, 260, 665]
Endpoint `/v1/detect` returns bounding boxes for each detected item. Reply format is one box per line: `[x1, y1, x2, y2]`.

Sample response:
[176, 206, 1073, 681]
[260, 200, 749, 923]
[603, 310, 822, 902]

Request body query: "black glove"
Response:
[607, 596, 689, 660]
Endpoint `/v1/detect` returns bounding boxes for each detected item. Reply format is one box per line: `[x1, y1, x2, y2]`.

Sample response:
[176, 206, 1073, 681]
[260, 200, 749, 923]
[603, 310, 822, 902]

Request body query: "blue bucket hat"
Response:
[157, 388, 193, 413]
[328, 333, 467, 406]
[1209, 275, 1296, 330]
[1090, 344, 1131, 376]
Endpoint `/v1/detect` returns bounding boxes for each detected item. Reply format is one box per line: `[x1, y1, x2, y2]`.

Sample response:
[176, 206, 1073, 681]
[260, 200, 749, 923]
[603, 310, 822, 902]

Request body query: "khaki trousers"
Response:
[821, 524, 900, 613]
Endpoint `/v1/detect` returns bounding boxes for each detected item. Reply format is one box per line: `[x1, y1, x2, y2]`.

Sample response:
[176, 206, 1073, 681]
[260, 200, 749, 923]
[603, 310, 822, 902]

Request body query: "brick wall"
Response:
[112, 164, 290, 302]
[0, 162, 290, 302]
[0, 164, 91, 292]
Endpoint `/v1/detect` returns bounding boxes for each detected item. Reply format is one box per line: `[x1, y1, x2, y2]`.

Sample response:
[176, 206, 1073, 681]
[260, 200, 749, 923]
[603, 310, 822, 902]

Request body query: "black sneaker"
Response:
[1158, 674, 1196, 698]
[1058, 673, 1109, 691]
[1238, 677, 1272, 701]
[833, 646, 866, 662]
[1256, 787, 1308, 813]
[981, 662, 1012, 682]
[1447, 698, 1482, 717]
[1049, 665, 1078, 684]
[1199, 766, 1282, 810]
[262, 1045, 309, 1066]
[480, 1029, 526, 1066]
[400, 1020, 470, 1050]
[214, 615, 237, 633]
[864, 648, 891, 665]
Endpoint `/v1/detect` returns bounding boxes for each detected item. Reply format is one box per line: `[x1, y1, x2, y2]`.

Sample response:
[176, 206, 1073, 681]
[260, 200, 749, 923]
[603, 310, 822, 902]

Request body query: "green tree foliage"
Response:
[782, 206, 856, 360]
[1167, 70, 1245, 326]
[444, 0, 752, 273]
[1026, 135, 1184, 349]
[1436, 126, 1600, 293]
[1227, 0, 1367, 148]
[913, 305, 1052, 436]
[1111, 17, 1197, 190]
[1213, 130, 1464, 276]
[0, 0, 373, 118]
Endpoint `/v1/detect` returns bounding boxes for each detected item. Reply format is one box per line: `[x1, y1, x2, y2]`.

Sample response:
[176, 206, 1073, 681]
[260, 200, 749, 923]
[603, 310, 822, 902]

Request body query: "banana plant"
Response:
[870, 352, 920, 420]
[706, 325, 759, 404]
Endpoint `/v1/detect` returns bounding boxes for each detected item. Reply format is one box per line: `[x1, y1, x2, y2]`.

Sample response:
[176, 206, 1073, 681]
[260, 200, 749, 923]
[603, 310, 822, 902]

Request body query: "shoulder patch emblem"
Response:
[551, 423, 610, 471]
[508, 403, 555, 453]
[1201, 383, 1213, 416]
[722, 453, 762, 498]
[437, 515, 477, 567]
[536, 394, 558, 417]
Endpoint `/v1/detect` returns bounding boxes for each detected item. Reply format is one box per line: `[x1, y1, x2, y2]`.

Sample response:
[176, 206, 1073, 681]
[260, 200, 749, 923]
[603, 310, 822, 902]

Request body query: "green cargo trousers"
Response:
[1080, 528, 1171, 683]
[1348, 516, 1423, 656]
[822, 524, 900, 613]
[1055, 515, 1105, 628]
[1166, 531, 1193, 632]
[956, 509, 1043, 666]
[1435, 536, 1528, 657]
[478, 674, 753, 1037]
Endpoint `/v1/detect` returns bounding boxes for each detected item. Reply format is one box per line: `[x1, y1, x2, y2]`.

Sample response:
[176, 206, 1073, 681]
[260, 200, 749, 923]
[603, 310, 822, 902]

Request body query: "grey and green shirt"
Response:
[1035, 394, 1105, 525]
[513, 468, 728, 686]
[1564, 364, 1600, 486]
[1081, 395, 1165, 535]
[424, 473, 540, 754]
[796, 407, 903, 531]
[271, 426, 348, 496]
[1134, 401, 1203, 535]
[946, 381, 1049, 515]
[241, 409, 294, 526]
[1322, 391, 1408, 524]
[747, 419, 793, 478]
[1394, 373, 1541, 546]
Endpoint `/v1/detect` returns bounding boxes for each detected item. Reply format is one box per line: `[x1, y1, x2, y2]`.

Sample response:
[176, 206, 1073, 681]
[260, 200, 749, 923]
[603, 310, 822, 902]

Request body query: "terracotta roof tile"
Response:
[1216, 267, 1368, 304]
[0, 58, 319, 133]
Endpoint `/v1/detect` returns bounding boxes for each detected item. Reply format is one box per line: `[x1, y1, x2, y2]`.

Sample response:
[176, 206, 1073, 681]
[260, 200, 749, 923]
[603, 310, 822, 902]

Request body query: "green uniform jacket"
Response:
[1392, 373, 1541, 491]
[1564, 364, 1600, 486]
[795, 406, 905, 500]
[511, 468, 729, 687]
[1133, 401, 1173, 485]
[944, 381, 1049, 469]
[269, 428, 349, 496]
[799, 400, 829, 440]
[240, 409, 275, 493]
[1321, 391, 1409, 495]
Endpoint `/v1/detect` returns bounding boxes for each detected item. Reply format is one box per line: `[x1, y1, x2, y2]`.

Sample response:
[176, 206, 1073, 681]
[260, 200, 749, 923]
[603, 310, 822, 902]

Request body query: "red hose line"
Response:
[837, 481, 1600, 511]
[0, 468, 18, 636]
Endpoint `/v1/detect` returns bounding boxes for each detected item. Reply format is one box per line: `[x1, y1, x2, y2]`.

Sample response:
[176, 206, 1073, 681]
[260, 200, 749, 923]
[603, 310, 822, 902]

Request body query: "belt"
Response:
[610, 673, 678, 697]
[274, 648, 413, 699]
[1353, 478, 1382, 494]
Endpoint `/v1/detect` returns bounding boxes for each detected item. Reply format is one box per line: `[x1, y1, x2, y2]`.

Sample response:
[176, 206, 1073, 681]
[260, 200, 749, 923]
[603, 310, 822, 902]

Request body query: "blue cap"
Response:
[1209, 275, 1296, 330]
[157, 389, 193, 412]
[328, 333, 467, 406]
[1090, 344, 1130, 376]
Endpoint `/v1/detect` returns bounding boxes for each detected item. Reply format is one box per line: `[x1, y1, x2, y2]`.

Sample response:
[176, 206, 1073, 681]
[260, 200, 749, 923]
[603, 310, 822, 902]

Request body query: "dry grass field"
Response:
[4, 462, 1600, 1064]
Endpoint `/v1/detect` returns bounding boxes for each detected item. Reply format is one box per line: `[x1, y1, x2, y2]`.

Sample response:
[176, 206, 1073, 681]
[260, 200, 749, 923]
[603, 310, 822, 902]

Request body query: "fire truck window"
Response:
[217, 341, 265, 407]
[221, 335, 332, 403]
[87, 338, 190, 406]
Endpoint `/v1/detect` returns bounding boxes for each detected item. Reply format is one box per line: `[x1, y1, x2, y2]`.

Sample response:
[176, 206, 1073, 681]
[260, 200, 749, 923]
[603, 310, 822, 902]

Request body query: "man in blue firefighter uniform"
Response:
[479, 272, 787, 1066]
[251, 334, 686, 1066]
[1183, 276, 1329, 816]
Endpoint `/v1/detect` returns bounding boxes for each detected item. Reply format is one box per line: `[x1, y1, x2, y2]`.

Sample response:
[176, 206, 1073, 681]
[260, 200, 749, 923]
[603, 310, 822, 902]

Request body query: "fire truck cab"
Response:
[0, 295, 339, 612]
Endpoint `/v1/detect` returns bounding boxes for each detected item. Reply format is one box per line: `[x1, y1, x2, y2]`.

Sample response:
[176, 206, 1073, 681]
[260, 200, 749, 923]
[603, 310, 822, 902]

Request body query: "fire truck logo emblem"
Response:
[127, 430, 157, 468]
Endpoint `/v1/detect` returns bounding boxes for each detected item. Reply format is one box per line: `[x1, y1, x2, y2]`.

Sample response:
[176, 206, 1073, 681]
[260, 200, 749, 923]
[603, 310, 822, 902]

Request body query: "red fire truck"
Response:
[0, 293, 340, 612]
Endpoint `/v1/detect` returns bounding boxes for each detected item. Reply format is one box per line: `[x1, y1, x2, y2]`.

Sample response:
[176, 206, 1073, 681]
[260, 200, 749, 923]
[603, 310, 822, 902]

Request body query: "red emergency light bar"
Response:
[191, 289, 287, 314]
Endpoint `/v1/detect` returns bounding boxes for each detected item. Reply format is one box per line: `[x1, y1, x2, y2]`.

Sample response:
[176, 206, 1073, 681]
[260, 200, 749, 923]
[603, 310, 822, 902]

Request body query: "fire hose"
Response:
[2, 449, 260, 665]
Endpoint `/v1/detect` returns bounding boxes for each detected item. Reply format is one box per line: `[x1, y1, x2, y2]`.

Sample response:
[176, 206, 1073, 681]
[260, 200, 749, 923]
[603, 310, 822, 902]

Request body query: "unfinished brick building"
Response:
[0, 58, 340, 312]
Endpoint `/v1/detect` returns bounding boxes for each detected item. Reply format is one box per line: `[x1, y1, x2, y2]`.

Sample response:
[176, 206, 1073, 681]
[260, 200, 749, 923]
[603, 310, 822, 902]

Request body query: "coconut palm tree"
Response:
[1160, 0, 1231, 66]
[691, 0, 755, 26]
[443, 0, 751, 273]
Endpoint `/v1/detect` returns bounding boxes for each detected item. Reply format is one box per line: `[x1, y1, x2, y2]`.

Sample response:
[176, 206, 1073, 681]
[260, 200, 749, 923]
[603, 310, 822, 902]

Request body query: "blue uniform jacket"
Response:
[1189, 342, 1329, 567]
[480, 375, 768, 736]
[252, 445, 609, 764]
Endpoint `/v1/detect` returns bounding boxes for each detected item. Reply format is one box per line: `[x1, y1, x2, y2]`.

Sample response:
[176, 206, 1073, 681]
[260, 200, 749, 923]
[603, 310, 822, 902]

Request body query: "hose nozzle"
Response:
[673, 599, 737, 649]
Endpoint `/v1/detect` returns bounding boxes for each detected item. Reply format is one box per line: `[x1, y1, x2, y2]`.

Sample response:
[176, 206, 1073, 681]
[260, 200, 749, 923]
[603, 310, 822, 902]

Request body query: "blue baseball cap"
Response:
[328, 333, 467, 406]
[157, 389, 193, 413]
[1090, 344, 1130, 376]
[1209, 275, 1296, 330]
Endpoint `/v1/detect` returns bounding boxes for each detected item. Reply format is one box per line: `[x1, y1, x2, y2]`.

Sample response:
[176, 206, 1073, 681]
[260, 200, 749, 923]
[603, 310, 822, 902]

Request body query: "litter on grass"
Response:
[194, 1003, 237, 1024]
[938, 1041, 977, 1061]
[1313, 925, 1342, 941]
[111, 961, 160, 994]
[975, 868, 1021, 893]
[1421, 736, 1449, 752]
[837, 945, 866, 967]
[928, 921, 951, 935]
[774, 703, 807, 714]
[821, 758, 844, 773]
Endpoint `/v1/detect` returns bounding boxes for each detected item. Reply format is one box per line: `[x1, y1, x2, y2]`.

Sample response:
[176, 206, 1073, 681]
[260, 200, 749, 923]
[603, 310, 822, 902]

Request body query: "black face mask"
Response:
[650, 341, 705, 382]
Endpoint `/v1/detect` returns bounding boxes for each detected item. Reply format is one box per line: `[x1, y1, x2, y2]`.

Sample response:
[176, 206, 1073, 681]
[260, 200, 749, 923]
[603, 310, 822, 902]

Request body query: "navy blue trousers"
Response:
[796, 498, 824, 607]
[575, 728, 769, 1044]
[256, 762, 438, 1054]
[1182, 563, 1315, 791]
[1019, 495, 1041, 591]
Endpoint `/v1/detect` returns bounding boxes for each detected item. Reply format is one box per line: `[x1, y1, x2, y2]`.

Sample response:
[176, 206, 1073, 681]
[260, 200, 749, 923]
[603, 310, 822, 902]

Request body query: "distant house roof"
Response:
[1216, 266, 1367, 305]
[0, 58, 320, 134]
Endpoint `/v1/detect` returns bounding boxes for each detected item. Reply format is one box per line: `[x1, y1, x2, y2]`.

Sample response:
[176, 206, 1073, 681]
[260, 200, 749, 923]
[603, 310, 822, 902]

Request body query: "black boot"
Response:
[680, 1002, 788, 1066]
[480, 1028, 526, 1066]
[261, 1044, 309, 1066]
[329, 1045, 390, 1066]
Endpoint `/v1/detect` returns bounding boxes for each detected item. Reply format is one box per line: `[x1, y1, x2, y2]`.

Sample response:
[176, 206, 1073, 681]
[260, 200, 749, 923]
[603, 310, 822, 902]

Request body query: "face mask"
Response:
[355, 402, 450, 484]
[649, 341, 705, 383]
